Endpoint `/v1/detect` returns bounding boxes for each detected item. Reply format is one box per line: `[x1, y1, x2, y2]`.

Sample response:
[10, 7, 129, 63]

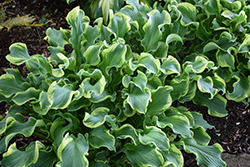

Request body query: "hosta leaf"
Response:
[226, 73, 250, 102]
[147, 86, 173, 116]
[125, 87, 150, 114]
[130, 53, 160, 74]
[1, 141, 45, 167]
[32, 91, 52, 115]
[238, 34, 250, 53]
[197, 76, 216, 99]
[152, 42, 169, 59]
[29, 149, 57, 167]
[191, 112, 214, 130]
[161, 55, 181, 75]
[0, 117, 45, 153]
[12, 87, 41, 105]
[204, 0, 222, 16]
[139, 126, 170, 151]
[182, 138, 226, 167]
[113, 124, 139, 145]
[192, 126, 211, 146]
[56, 133, 89, 167]
[119, 4, 146, 33]
[124, 143, 164, 167]
[6, 43, 31, 65]
[48, 81, 77, 109]
[178, 81, 197, 103]
[194, 91, 228, 117]
[79, 70, 106, 98]
[26, 55, 52, 75]
[154, 108, 192, 137]
[108, 12, 131, 39]
[66, 6, 89, 64]
[212, 73, 226, 94]
[170, 78, 189, 101]
[100, 43, 127, 75]
[0, 113, 24, 135]
[183, 56, 209, 73]
[216, 49, 235, 69]
[84, 44, 103, 66]
[0, 74, 30, 98]
[142, 10, 171, 52]
[82, 25, 100, 50]
[83, 107, 109, 128]
[161, 144, 184, 167]
[176, 2, 197, 26]
[122, 70, 147, 92]
[166, 33, 183, 45]
[45, 28, 68, 47]
[88, 126, 116, 151]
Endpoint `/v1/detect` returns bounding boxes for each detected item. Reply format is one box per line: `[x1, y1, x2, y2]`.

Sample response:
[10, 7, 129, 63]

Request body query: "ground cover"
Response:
[1, 0, 250, 166]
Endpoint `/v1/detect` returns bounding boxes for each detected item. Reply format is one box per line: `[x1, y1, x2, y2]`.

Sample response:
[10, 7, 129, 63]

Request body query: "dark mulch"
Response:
[1, 1, 250, 166]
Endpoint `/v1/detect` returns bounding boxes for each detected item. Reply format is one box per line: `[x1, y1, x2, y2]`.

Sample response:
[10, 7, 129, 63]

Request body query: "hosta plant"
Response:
[3, 0, 250, 166]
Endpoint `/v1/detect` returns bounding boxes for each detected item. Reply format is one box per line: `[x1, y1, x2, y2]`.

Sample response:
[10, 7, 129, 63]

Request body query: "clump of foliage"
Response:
[1, 0, 250, 166]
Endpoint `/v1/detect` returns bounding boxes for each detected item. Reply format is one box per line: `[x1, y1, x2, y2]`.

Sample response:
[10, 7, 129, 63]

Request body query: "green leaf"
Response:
[108, 12, 131, 39]
[47, 81, 77, 109]
[191, 112, 214, 130]
[142, 10, 171, 52]
[176, 2, 197, 26]
[197, 76, 216, 99]
[161, 55, 181, 75]
[1, 141, 45, 167]
[170, 78, 189, 101]
[56, 133, 89, 167]
[154, 108, 193, 137]
[147, 86, 173, 116]
[88, 126, 116, 151]
[122, 70, 147, 92]
[45, 28, 68, 47]
[130, 53, 160, 74]
[160, 144, 184, 167]
[183, 138, 226, 167]
[6, 43, 31, 65]
[125, 87, 150, 114]
[79, 69, 106, 98]
[192, 126, 211, 146]
[166, 33, 183, 45]
[124, 143, 164, 167]
[84, 44, 103, 66]
[29, 149, 57, 167]
[194, 91, 228, 117]
[66, 6, 89, 65]
[12, 87, 41, 105]
[100, 43, 127, 75]
[113, 124, 139, 145]
[216, 50, 235, 69]
[83, 107, 109, 128]
[238, 34, 250, 53]
[0, 117, 45, 153]
[178, 81, 197, 103]
[0, 74, 30, 98]
[226, 73, 250, 102]
[139, 126, 170, 151]
[32, 91, 52, 115]
[183, 55, 210, 73]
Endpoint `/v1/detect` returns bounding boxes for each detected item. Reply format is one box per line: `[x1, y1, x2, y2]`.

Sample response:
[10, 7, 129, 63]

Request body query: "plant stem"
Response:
[33, 131, 53, 143]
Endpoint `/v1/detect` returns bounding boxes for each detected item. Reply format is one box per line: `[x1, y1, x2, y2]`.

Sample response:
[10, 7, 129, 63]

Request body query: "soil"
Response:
[1, 1, 250, 166]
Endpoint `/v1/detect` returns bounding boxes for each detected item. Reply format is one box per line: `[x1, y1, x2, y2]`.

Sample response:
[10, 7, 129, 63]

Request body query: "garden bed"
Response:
[1, 0, 250, 166]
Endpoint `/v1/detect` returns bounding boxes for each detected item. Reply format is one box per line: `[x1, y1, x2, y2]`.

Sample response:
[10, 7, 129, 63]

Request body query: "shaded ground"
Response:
[1, 0, 250, 166]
